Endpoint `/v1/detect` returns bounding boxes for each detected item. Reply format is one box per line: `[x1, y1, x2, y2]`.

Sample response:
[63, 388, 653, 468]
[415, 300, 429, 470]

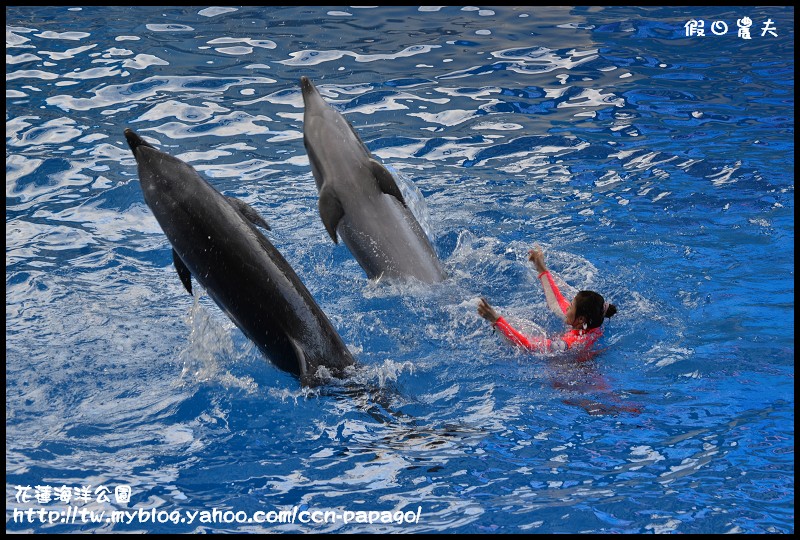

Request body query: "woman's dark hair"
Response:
[574, 291, 617, 329]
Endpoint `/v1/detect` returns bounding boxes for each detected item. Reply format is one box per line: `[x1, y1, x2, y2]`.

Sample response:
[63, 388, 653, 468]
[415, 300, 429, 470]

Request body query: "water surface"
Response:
[6, 5, 794, 533]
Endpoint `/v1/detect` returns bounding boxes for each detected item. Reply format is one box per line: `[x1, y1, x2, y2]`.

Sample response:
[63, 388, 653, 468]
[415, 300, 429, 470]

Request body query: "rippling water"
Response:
[6, 6, 794, 534]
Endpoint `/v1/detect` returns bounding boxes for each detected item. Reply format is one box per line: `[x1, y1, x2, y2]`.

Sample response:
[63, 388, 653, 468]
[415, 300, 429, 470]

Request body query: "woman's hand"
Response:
[528, 244, 548, 274]
[477, 297, 500, 324]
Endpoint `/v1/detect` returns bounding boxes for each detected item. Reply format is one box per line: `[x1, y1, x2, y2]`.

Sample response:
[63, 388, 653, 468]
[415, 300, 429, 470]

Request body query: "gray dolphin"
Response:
[300, 76, 446, 283]
[124, 128, 355, 386]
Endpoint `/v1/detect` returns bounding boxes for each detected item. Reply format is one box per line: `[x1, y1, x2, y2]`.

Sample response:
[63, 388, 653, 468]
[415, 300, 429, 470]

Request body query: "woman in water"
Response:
[477, 245, 617, 354]
[478, 246, 640, 415]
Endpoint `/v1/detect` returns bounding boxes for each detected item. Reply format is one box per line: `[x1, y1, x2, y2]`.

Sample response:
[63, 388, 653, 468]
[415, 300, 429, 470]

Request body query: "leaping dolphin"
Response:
[300, 76, 447, 284]
[124, 128, 355, 386]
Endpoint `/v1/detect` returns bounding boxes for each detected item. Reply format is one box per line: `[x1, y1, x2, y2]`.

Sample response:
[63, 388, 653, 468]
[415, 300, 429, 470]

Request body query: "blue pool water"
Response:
[6, 5, 794, 534]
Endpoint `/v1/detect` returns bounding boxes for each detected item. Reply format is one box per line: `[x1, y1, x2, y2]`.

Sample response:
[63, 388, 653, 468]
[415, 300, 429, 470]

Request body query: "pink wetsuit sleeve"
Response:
[494, 317, 551, 352]
[539, 270, 570, 318]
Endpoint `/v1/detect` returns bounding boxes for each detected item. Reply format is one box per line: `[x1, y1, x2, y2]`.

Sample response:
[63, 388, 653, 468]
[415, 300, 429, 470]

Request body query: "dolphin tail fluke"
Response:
[172, 249, 193, 295]
[319, 186, 344, 244]
[369, 159, 406, 207]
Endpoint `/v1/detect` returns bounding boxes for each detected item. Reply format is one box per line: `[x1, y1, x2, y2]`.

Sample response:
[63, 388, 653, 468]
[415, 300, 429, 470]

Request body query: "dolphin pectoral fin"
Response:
[226, 197, 271, 231]
[172, 249, 193, 295]
[319, 187, 344, 244]
[369, 159, 407, 207]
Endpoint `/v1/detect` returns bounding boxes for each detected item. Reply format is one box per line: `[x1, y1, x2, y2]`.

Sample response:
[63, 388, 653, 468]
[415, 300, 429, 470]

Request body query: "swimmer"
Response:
[478, 246, 641, 415]
[477, 245, 617, 353]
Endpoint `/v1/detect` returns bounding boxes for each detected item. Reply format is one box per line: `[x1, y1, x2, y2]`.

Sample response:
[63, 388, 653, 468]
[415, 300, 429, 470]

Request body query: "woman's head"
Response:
[566, 291, 617, 330]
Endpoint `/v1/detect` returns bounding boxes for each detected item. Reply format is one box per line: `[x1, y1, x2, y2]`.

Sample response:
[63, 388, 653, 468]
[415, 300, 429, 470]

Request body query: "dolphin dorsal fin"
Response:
[318, 185, 344, 244]
[368, 159, 406, 207]
[226, 196, 271, 231]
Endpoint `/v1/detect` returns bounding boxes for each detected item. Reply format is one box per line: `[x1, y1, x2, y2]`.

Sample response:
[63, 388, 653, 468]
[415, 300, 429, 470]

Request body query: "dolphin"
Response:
[300, 76, 446, 284]
[124, 128, 355, 386]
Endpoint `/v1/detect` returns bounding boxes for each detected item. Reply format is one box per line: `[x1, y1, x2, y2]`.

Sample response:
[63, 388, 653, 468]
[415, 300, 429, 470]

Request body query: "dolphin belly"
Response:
[338, 194, 445, 283]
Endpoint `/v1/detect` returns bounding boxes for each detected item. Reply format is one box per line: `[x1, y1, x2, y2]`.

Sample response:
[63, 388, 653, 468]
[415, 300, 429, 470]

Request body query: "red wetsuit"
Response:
[493, 270, 602, 353]
[491, 271, 641, 415]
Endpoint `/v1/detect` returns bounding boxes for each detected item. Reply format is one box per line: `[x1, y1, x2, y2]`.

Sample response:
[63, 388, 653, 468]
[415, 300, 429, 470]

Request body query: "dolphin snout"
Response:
[124, 128, 154, 151]
[300, 76, 316, 97]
